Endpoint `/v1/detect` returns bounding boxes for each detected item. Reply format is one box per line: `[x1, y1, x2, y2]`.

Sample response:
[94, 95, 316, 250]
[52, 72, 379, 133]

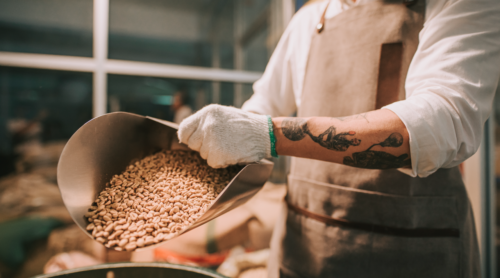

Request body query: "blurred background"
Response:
[0, 0, 295, 182]
[0, 0, 299, 277]
[0, 0, 499, 278]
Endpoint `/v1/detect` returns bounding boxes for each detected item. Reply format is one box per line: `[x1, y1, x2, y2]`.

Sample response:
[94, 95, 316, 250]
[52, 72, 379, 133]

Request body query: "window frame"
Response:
[0, 0, 284, 117]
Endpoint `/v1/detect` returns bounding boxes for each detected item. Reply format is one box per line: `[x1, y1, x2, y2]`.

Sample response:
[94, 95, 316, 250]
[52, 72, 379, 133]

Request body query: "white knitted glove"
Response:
[178, 104, 271, 168]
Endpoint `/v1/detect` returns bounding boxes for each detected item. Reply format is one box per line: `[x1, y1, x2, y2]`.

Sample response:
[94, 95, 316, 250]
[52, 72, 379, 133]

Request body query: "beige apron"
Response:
[268, 0, 480, 277]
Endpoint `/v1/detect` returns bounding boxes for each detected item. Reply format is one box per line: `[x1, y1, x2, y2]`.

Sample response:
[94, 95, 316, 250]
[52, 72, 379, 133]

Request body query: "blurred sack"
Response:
[149, 182, 286, 268]
[47, 225, 106, 261]
[217, 247, 269, 278]
[43, 251, 103, 274]
[15, 141, 65, 181]
[0, 173, 72, 223]
[0, 140, 70, 223]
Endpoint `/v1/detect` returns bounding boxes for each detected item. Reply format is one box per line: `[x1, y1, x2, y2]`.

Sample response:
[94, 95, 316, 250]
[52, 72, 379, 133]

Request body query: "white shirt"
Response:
[242, 0, 500, 178]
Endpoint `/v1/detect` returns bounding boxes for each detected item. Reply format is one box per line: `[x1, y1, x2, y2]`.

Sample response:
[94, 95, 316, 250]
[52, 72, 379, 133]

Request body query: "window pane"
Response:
[108, 74, 208, 121]
[0, 67, 92, 177]
[243, 26, 269, 72]
[0, 0, 93, 57]
[108, 0, 271, 71]
[240, 0, 270, 72]
[107, 74, 251, 121]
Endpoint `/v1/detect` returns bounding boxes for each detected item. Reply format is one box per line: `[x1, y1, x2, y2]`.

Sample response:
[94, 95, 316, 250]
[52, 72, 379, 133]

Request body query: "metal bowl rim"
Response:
[33, 262, 227, 278]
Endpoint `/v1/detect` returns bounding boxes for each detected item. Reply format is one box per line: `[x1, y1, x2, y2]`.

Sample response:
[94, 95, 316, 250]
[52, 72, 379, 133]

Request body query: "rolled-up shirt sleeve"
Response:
[384, 0, 500, 177]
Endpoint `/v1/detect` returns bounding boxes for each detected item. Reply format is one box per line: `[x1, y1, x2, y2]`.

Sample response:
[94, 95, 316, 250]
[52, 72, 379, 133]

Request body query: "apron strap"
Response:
[286, 201, 459, 237]
[316, 0, 419, 34]
[316, 0, 331, 33]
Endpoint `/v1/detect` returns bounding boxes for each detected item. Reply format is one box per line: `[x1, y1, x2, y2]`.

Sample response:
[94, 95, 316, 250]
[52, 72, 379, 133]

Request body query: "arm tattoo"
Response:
[343, 133, 411, 169]
[281, 118, 308, 141]
[282, 117, 409, 169]
[281, 118, 361, 151]
[307, 127, 361, 151]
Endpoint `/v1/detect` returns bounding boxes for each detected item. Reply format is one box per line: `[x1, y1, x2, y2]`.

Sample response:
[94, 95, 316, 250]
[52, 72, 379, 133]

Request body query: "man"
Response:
[172, 91, 192, 124]
[178, 0, 500, 277]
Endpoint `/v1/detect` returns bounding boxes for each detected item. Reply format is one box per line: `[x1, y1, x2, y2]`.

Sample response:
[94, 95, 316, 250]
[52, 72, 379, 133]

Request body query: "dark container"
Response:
[34, 262, 228, 278]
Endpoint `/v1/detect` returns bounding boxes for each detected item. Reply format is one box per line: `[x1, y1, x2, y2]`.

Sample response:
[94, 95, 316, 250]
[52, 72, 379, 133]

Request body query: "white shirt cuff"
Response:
[382, 95, 451, 178]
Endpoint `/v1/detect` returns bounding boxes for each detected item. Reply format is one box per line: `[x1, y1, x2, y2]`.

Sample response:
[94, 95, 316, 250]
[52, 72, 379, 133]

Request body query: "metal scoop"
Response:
[57, 112, 273, 250]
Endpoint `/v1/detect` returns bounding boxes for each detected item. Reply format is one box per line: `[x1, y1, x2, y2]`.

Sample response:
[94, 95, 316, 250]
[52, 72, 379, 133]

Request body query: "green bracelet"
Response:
[267, 115, 278, 158]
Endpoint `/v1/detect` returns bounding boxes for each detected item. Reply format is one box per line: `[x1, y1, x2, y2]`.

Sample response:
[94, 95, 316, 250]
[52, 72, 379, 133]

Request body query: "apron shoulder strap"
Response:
[316, 0, 418, 34]
[316, 0, 331, 33]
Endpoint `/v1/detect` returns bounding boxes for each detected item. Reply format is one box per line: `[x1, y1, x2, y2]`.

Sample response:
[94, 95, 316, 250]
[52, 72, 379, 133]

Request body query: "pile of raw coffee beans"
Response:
[84, 150, 240, 251]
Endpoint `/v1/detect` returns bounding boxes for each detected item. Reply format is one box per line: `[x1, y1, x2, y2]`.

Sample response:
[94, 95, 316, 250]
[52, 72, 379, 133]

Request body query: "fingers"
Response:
[178, 111, 202, 145]
[177, 104, 247, 169]
[178, 104, 222, 145]
[198, 139, 210, 160]
[207, 152, 226, 169]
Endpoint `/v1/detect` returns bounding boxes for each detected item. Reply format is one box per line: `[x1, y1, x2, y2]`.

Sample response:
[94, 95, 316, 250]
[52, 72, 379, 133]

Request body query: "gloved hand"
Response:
[178, 104, 271, 168]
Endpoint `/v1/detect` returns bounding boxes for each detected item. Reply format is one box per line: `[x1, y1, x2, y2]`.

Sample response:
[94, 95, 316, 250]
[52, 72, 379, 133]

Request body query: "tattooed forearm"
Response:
[274, 110, 409, 170]
[343, 133, 411, 169]
[281, 118, 361, 151]
[306, 127, 361, 151]
[366, 133, 403, 150]
[281, 118, 308, 141]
